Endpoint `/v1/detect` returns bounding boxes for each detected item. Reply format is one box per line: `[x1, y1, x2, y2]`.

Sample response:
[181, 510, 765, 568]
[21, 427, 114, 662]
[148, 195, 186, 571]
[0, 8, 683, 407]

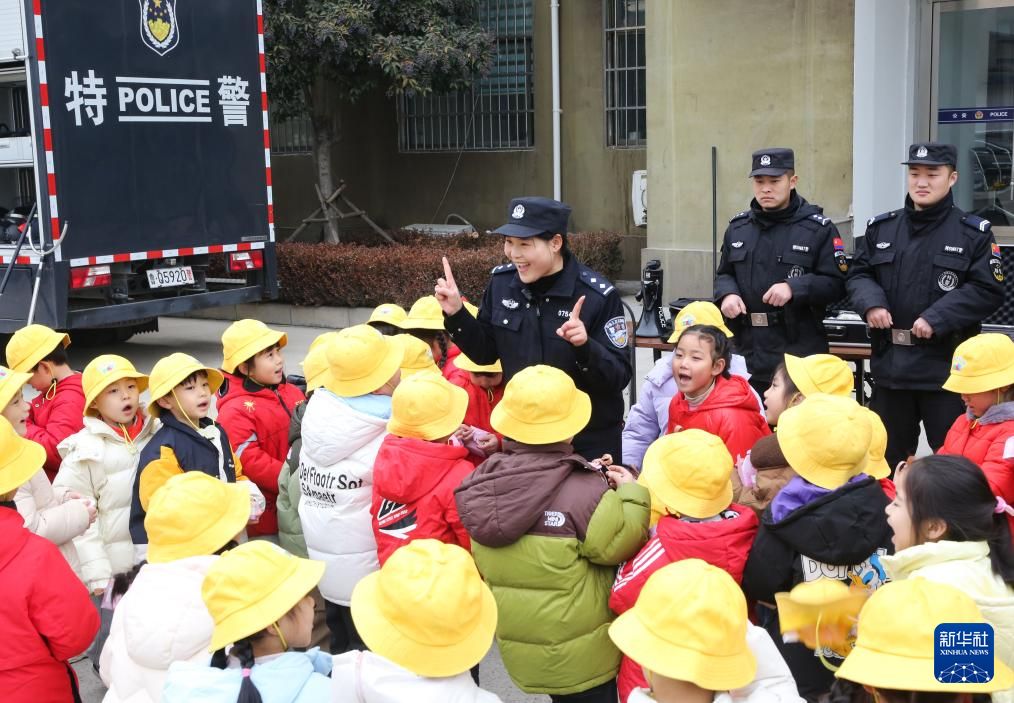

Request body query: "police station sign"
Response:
[40, 1, 269, 258]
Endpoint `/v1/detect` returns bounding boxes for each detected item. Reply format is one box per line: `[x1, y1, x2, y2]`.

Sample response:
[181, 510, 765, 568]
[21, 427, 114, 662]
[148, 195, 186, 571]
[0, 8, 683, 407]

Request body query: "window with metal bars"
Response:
[397, 0, 534, 152]
[269, 112, 313, 155]
[604, 0, 645, 148]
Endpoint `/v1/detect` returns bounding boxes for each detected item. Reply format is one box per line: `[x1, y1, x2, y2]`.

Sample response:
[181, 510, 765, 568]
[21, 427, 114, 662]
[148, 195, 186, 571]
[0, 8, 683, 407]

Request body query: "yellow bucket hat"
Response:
[836, 579, 1014, 693]
[784, 354, 854, 397]
[0, 365, 30, 410]
[203, 541, 325, 652]
[639, 430, 734, 518]
[667, 301, 734, 342]
[463, 300, 479, 317]
[221, 319, 287, 374]
[861, 407, 890, 480]
[148, 353, 225, 416]
[491, 365, 591, 445]
[0, 416, 45, 494]
[325, 325, 403, 397]
[403, 296, 446, 332]
[367, 303, 408, 330]
[301, 332, 339, 393]
[396, 334, 440, 377]
[775, 578, 868, 655]
[351, 539, 497, 678]
[6, 324, 70, 373]
[388, 371, 469, 441]
[609, 559, 756, 690]
[454, 353, 502, 374]
[943, 333, 1014, 395]
[82, 355, 149, 417]
[144, 472, 251, 564]
[776, 394, 871, 490]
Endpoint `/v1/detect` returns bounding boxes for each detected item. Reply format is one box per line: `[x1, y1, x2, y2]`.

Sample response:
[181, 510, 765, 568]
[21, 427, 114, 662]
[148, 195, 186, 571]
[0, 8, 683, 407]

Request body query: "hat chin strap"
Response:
[272, 622, 288, 652]
[170, 389, 203, 432]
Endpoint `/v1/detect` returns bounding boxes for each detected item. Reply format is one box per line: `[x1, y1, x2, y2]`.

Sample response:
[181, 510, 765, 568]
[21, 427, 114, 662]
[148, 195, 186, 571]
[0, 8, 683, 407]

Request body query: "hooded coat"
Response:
[454, 441, 650, 696]
[371, 435, 473, 564]
[0, 505, 99, 702]
[610, 507, 760, 702]
[331, 650, 503, 702]
[667, 374, 770, 461]
[939, 401, 1014, 534]
[162, 649, 332, 703]
[298, 390, 386, 606]
[742, 476, 893, 700]
[99, 555, 217, 703]
[216, 372, 305, 537]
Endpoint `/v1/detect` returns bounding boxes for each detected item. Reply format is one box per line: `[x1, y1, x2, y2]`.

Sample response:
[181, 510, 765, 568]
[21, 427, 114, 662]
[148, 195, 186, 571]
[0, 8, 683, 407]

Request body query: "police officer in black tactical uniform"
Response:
[715, 148, 848, 395]
[847, 143, 1005, 469]
[434, 196, 631, 459]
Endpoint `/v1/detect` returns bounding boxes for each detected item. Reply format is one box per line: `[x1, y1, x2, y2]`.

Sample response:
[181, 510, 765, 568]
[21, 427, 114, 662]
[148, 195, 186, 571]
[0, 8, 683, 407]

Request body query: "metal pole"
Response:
[551, 0, 562, 200]
[711, 145, 718, 280]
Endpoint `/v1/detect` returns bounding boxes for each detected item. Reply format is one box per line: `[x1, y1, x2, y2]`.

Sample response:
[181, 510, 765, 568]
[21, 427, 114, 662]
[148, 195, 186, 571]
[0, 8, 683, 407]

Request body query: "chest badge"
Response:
[937, 271, 959, 292]
[731, 241, 744, 249]
[875, 241, 891, 249]
[501, 298, 519, 310]
[787, 265, 805, 279]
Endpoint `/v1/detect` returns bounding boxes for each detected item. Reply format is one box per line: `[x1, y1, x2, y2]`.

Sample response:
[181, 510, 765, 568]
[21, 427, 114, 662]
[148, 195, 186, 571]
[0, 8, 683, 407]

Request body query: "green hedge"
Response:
[274, 230, 624, 308]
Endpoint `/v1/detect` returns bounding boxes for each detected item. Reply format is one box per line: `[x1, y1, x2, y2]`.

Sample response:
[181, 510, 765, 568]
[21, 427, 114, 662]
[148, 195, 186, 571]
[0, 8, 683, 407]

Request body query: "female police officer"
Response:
[435, 196, 631, 460]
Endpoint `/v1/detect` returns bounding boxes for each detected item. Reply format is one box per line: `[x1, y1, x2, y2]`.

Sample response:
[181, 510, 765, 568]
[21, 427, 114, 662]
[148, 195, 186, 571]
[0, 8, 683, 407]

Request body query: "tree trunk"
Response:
[306, 77, 341, 243]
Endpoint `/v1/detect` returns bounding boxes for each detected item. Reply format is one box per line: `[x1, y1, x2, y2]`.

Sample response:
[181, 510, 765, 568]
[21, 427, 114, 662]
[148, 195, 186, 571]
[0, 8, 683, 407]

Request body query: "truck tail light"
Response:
[228, 251, 263, 272]
[70, 265, 112, 289]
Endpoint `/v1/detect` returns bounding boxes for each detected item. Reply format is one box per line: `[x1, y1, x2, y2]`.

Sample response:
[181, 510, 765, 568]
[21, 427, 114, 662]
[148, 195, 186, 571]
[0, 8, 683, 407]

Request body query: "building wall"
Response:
[644, 0, 856, 302]
[271, 1, 647, 278]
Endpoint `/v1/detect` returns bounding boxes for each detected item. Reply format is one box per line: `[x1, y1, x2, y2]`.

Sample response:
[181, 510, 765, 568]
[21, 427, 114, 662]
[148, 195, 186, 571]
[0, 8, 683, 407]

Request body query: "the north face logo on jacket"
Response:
[377, 498, 418, 539]
[544, 511, 566, 528]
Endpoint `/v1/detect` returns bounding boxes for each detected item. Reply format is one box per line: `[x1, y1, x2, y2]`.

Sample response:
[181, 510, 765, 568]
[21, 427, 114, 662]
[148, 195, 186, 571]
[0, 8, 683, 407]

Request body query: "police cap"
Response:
[749, 148, 794, 177]
[902, 142, 957, 168]
[492, 197, 571, 238]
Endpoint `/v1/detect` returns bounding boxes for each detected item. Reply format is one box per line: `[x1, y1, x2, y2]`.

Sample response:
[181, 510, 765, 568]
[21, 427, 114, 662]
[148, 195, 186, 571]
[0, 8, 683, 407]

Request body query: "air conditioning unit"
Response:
[631, 170, 647, 227]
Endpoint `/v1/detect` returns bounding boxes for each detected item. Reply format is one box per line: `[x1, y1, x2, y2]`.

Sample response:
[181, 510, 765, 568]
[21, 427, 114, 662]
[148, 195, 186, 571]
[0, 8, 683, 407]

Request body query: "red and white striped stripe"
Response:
[32, 0, 61, 249]
[256, 0, 274, 242]
[67, 240, 265, 268]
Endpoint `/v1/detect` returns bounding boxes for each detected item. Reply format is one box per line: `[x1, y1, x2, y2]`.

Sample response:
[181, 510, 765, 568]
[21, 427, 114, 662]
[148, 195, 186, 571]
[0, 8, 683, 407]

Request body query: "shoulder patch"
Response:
[579, 269, 615, 296]
[866, 210, 897, 228]
[729, 211, 750, 223]
[808, 213, 831, 226]
[491, 262, 516, 274]
[960, 214, 992, 233]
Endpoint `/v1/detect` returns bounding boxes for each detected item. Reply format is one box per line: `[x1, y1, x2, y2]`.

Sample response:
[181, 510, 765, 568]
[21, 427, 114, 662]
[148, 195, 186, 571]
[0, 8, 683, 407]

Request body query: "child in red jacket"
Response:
[611, 428, 759, 703]
[940, 333, 1014, 534]
[371, 372, 474, 564]
[667, 324, 770, 461]
[5, 324, 84, 481]
[217, 319, 305, 539]
[449, 353, 504, 457]
[0, 415, 98, 702]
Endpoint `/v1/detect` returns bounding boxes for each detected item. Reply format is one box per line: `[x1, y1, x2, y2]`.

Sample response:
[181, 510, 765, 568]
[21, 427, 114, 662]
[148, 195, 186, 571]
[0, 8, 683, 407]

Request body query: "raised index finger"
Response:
[441, 256, 456, 287]
[570, 295, 586, 320]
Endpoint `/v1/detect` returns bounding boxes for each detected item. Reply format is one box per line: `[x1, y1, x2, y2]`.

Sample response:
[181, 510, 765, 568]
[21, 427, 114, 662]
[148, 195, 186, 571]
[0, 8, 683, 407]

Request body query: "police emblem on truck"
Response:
[140, 0, 180, 56]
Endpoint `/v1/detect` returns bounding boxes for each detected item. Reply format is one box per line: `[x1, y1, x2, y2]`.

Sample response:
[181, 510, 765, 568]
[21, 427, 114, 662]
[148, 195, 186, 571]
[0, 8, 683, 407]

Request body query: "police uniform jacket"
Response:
[714, 193, 847, 383]
[846, 193, 1004, 390]
[444, 253, 631, 459]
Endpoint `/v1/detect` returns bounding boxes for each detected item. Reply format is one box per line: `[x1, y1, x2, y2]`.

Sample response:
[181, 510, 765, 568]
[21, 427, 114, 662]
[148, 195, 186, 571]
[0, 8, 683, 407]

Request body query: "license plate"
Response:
[146, 266, 194, 289]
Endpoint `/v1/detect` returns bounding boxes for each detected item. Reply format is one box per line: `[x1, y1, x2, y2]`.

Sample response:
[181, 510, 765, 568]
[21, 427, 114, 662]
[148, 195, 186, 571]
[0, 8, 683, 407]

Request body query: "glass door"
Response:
[932, 0, 1014, 243]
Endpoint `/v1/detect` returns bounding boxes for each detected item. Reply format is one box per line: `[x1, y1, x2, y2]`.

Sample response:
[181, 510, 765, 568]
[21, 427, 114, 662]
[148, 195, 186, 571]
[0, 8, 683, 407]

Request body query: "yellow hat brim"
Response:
[7, 330, 70, 373]
[84, 371, 150, 416]
[783, 354, 819, 397]
[387, 381, 469, 441]
[401, 363, 441, 378]
[865, 456, 891, 480]
[367, 311, 406, 328]
[609, 609, 756, 691]
[836, 641, 1014, 693]
[0, 369, 31, 410]
[650, 477, 734, 519]
[774, 588, 867, 633]
[149, 366, 225, 416]
[942, 367, 1014, 395]
[0, 436, 46, 494]
[351, 569, 498, 678]
[147, 480, 251, 564]
[305, 368, 334, 393]
[401, 317, 445, 332]
[490, 386, 591, 445]
[326, 336, 404, 397]
[667, 321, 735, 343]
[209, 557, 325, 652]
[222, 329, 287, 374]
[454, 355, 503, 374]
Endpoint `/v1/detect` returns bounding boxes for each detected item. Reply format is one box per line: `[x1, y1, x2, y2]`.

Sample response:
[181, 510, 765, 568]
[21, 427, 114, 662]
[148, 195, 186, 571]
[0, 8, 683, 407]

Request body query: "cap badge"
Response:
[952, 356, 966, 372]
[100, 361, 116, 375]
[916, 146, 928, 158]
[760, 155, 771, 166]
[511, 204, 525, 219]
